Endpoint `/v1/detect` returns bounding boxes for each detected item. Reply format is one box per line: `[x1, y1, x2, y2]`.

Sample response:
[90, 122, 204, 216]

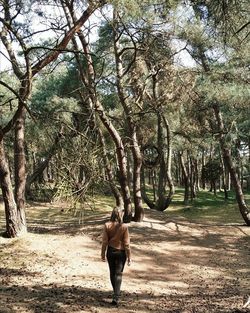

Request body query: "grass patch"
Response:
[166, 189, 250, 224]
[1, 189, 249, 232]
[87, 188, 250, 225]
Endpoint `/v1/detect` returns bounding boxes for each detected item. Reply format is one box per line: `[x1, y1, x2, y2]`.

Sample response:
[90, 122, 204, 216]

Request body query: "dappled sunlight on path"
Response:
[0, 203, 249, 312]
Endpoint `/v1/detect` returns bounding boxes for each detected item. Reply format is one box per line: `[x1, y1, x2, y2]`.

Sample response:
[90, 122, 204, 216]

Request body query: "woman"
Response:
[101, 207, 131, 305]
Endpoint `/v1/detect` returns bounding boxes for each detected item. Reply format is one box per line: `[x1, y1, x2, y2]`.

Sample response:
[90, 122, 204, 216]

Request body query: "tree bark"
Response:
[156, 112, 168, 210]
[113, 11, 144, 221]
[95, 100, 133, 221]
[162, 114, 175, 204]
[213, 104, 250, 225]
[14, 106, 27, 218]
[63, 3, 133, 221]
[220, 151, 229, 200]
[191, 34, 250, 225]
[98, 128, 124, 207]
[247, 137, 250, 191]
[180, 152, 190, 205]
[0, 136, 26, 237]
[141, 165, 156, 210]
[0, 1, 101, 237]
[201, 150, 206, 189]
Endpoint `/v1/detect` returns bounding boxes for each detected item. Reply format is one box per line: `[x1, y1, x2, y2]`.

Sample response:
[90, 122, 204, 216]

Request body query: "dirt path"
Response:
[0, 204, 249, 313]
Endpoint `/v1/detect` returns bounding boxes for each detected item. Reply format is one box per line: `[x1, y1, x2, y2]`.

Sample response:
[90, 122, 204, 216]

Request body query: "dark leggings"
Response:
[107, 246, 126, 297]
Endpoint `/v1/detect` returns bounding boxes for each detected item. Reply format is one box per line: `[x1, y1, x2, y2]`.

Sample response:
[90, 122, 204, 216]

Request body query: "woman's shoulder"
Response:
[104, 221, 127, 229]
[104, 221, 111, 228]
[120, 223, 128, 230]
[104, 221, 116, 228]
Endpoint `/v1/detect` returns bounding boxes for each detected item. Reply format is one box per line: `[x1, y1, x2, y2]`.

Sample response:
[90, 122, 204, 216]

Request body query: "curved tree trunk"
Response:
[155, 112, 175, 211]
[141, 111, 174, 211]
[95, 100, 133, 221]
[113, 11, 144, 221]
[141, 165, 156, 210]
[213, 104, 250, 225]
[62, 3, 132, 220]
[188, 31, 249, 225]
[1, 1, 100, 237]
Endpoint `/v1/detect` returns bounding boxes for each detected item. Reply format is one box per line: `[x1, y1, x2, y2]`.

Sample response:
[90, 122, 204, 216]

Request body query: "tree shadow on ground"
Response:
[0, 204, 249, 313]
[0, 282, 248, 313]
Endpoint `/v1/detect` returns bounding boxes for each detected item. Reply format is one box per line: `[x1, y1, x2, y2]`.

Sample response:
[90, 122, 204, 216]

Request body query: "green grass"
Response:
[1, 187, 250, 226]
[87, 187, 250, 225]
[165, 188, 250, 224]
[62, 187, 250, 225]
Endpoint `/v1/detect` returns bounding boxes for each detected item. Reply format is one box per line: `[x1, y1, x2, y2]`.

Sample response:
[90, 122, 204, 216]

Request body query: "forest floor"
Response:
[0, 200, 250, 313]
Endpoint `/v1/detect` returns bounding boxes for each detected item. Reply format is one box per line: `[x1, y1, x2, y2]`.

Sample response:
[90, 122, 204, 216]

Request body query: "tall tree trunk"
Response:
[113, 11, 144, 221]
[0, 137, 26, 237]
[201, 150, 206, 189]
[180, 152, 190, 205]
[156, 112, 168, 210]
[213, 104, 250, 225]
[220, 151, 229, 200]
[247, 137, 250, 191]
[174, 152, 181, 185]
[189, 157, 195, 202]
[95, 100, 133, 221]
[14, 106, 27, 234]
[189, 36, 250, 224]
[152, 169, 156, 202]
[131, 131, 144, 221]
[1, 1, 100, 237]
[162, 114, 175, 205]
[63, 3, 133, 221]
[194, 158, 200, 192]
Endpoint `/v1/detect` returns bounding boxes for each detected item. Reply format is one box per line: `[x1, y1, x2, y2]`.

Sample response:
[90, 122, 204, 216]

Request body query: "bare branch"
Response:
[0, 80, 36, 128]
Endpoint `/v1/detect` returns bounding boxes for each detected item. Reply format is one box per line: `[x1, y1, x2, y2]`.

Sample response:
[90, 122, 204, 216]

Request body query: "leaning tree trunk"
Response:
[95, 100, 133, 221]
[190, 37, 250, 225]
[0, 137, 25, 237]
[213, 104, 250, 225]
[113, 12, 144, 221]
[63, 5, 133, 221]
[1, 1, 99, 238]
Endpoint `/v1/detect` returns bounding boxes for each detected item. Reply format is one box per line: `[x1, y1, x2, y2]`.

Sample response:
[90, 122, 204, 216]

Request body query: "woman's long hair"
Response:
[110, 207, 124, 224]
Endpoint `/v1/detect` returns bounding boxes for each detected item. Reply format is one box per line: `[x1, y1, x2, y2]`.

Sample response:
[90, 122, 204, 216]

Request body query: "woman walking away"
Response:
[101, 207, 131, 306]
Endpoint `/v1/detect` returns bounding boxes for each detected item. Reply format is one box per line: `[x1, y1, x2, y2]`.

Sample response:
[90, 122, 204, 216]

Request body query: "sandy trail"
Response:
[0, 204, 249, 313]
